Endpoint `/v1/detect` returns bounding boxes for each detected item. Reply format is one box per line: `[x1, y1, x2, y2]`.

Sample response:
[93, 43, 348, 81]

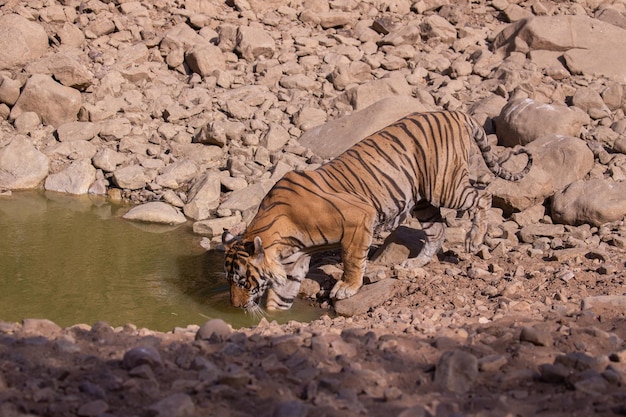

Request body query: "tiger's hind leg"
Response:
[403, 201, 445, 268]
[465, 191, 491, 254]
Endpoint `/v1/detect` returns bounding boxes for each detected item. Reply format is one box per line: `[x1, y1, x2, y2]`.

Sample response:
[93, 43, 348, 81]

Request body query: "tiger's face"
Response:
[222, 232, 273, 311]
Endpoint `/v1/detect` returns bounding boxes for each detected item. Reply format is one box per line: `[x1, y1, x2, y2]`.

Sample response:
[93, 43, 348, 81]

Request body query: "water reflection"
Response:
[0, 191, 322, 331]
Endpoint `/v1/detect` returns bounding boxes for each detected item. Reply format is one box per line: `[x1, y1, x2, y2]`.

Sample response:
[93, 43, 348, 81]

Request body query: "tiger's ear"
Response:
[253, 236, 265, 259]
[222, 230, 239, 249]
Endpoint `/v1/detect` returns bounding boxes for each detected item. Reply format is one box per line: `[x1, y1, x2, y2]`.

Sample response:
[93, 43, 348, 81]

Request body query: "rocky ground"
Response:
[2, 0, 626, 416]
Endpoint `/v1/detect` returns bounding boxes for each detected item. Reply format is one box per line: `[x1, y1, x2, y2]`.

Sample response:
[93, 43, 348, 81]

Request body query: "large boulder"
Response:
[0, 136, 49, 190]
[551, 179, 626, 226]
[10, 75, 82, 128]
[487, 135, 594, 213]
[299, 96, 434, 159]
[493, 15, 626, 83]
[0, 14, 49, 70]
[495, 98, 589, 147]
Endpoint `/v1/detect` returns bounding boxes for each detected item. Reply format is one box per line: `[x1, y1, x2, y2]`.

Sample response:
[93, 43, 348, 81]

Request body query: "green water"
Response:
[0, 191, 322, 331]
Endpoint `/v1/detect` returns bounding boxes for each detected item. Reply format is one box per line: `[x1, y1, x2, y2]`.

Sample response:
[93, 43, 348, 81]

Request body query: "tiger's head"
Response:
[222, 231, 285, 312]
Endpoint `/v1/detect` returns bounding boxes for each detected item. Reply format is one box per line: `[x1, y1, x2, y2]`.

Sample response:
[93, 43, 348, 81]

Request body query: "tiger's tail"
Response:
[469, 116, 533, 181]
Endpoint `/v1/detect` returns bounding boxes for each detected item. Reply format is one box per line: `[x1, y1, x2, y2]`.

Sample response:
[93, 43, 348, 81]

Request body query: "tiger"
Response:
[222, 110, 532, 312]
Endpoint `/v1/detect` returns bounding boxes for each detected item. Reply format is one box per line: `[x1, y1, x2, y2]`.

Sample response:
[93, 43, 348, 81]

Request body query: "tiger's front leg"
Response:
[330, 203, 376, 300]
[266, 254, 311, 311]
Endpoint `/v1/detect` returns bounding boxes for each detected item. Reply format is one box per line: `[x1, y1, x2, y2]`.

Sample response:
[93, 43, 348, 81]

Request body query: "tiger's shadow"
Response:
[304, 225, 431, 298]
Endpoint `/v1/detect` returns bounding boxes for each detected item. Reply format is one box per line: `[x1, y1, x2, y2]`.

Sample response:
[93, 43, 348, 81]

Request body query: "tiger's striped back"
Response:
[223, 110, 533, 312]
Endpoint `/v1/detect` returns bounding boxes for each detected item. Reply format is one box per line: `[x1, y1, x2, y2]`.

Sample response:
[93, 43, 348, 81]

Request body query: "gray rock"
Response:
[123, 345, 163, 369]
[183, 173, 221, 220]
[494, 15, 626, 83]
[299, 96, 433, 159]
[44, 159, 96, 195]
[123, 202, 187, 225]
[155, 159, 199, 189]
[21, 318, 62, 338]
[434, 350, 479, 394]
[11, 75, 81, 128]
[196, 319, 233, 342]
[192, 214, 242, 237]
[495, 98, 589, 146]
[520, 326, 553, 347]
[582, 295, 626, 312]
[488, 135, 594, 212]
[219, 180, 275, 215]
[334, 279, 400, 316]
[148, 394, 195, 417]
[343, 74, 414, 110]
[552, 179, 626, 226]
[0, 136, 49, 190]
[77, 400, 109, 417]
[113, 165, 150, 190]
[0, 14, 49, 70]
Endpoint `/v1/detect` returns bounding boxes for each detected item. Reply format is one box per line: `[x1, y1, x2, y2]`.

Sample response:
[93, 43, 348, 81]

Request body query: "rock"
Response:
[21, 318, 62, 337]
[192, 214, 242, 237]
[494, 15, 626, 83]
[44, 159, 96, 195]
[77, 400, 109, 417]
[551, 179, 626, 226]
[273, 401, 309, 417]
[0, 14, 49, 70]
[123, 345, 163, 370]
[113, 165, 150, 190]
[219, 180, 275, 215]
[488, 135, 593, 212]
[0, 75, 21, 106]
[299, 96, 433, 159]
[148, 393, 195, 417]
[11, 75, 82, 128]
[343, 74, 415, 111]
[261, 124, 291, 152]
[519, 223, 565, 244]
[0, 136, 50, 190]
[155, 159, 199, 189]
[370, 226, 424, 266]
[185, 44, 226, 77]
[520, 326, 553, 347]
[495, 98, 589, 147]
[183, 173, 221, 220]
[123, 202, 187, 225]
[235, 26, 275, 61]
[48, 54, 94, 90]
[196, 319, 233, 342]
[434, 350, 479, 394]
[13, 112, 40, 134]
[334, 279, 400, 316]
[56, 122, 100, 142]
[582, 295, 626, 312]
[92, 148, 127, 172]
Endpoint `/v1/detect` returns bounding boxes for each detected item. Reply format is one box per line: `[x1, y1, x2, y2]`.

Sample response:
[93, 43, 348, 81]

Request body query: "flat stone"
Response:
[123, 202, 187, 225]
[334, 279, 400, 316]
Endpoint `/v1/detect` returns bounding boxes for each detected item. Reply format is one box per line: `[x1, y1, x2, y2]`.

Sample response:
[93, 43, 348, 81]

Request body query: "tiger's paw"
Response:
[330, 280, 360, 300]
